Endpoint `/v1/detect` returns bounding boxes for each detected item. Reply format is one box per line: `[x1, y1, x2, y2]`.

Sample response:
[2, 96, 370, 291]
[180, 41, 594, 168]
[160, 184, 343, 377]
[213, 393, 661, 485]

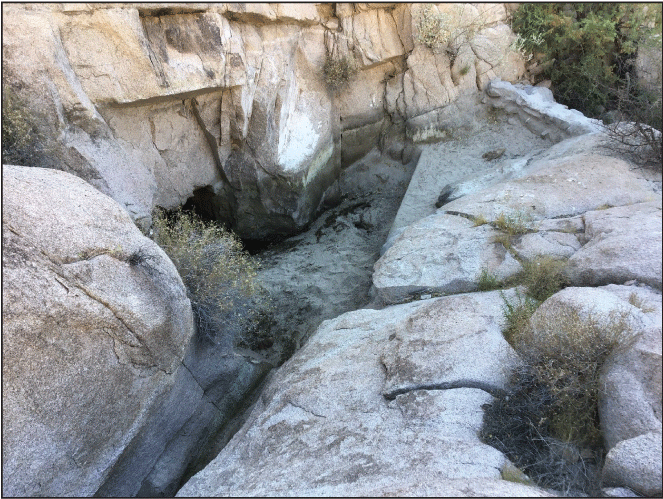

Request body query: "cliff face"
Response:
[2, 2, 525, 239]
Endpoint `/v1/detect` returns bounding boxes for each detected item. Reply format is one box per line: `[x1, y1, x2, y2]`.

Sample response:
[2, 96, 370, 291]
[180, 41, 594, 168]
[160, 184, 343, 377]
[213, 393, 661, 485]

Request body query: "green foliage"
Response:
[2, 84, 48, 166]
[500, 289, 540, 347]
[477, 268, 502, 292]
[152, 208, 268, 349]
[513, 256, 569, 302]
[493, 211, 532, 236]
[512, 3, 662, 119]
[322, 54, 357, 91]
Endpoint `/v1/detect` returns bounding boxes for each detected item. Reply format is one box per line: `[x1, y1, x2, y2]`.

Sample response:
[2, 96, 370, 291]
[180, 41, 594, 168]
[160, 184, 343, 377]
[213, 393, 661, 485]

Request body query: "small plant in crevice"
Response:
[415, 5, 453, 51]
[472, 213, 489, 226]
[322, 53, 358, 91]
[628, 291, 657, 313]
[511, 255, 569, 303]
[476, 268, 502, 292]
[151, 207, 270, 350]
[500, 289, 540, 347]
[493, 211, 532, 236]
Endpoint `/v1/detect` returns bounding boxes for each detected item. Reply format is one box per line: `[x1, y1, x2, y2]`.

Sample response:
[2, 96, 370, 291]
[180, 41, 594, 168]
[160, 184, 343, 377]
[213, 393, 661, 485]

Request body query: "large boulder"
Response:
[177, 290, 551, 497]
[566, 201, 662, 290]
[2, 165, 194, 496]
[601, 432, 663, 497]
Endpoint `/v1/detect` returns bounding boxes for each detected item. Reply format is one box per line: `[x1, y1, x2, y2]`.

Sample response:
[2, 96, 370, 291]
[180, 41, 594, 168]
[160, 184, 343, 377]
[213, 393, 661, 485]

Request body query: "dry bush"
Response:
[484, 298, 638, 495]
[414, 4, 487, 58]
[322, 54, 357, 91]
[415, 5, 453, 50]
[152, 208, 269, 349]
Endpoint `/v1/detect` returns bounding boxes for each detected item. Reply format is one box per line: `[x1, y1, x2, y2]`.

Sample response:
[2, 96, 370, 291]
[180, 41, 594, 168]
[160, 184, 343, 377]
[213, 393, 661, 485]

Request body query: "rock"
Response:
[485, 80, 603, 141]
[598, 285, 662, 451]
[601, 487, 641, 497]
[601, 432, 663, 497]
[386, 92, 553, 252]
[374, 213, 522, 304]
[482, 147, 506, 161]
[566, 201, 662, 289]
[2, 3, 528, 241]
[177, 290, 550, 497]
[442, 147, 657, 223]
[2, 165, 194, 497]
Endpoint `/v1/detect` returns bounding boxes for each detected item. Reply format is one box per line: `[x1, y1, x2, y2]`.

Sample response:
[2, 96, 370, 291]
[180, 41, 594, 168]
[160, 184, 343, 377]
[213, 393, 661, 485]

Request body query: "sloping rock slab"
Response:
[374, 213, 521, 304]
[441, 152, 657, 222]
[177, 291, 549, 497]
[2, 165, 194, 497]
[374, 138, 659, 305]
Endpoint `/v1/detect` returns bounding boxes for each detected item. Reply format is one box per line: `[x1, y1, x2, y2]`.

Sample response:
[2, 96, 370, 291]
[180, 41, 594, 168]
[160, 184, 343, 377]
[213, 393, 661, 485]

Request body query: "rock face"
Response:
[2, 165, 194, 497]
[2, 164, 272, 497]
[177, 290, 550, 497]
[374, 131, 660, 305]
[2, 3, 526, 239]
[179, 83, 661, 496]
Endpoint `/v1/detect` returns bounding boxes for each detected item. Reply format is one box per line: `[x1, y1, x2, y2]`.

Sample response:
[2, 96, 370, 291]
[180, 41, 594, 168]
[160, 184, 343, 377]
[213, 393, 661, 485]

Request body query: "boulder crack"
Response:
[189, 97, 239, 191]
[288, 400, 327, 419]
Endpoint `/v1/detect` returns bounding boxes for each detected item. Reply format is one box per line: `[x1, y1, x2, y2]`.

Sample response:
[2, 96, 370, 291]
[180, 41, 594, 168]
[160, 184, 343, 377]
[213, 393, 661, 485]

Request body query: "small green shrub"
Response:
[477, 268, 502, 291]
[152, 208, 268, 349]
[322, 54, 357, 91]
[500, 289, 540, 347]
[415, 5, 453, 50]
[2, 84, 48, 166]
[493, 211, 532, 236]
[514, 255, 569, 302]
[459, 64, 471, 76]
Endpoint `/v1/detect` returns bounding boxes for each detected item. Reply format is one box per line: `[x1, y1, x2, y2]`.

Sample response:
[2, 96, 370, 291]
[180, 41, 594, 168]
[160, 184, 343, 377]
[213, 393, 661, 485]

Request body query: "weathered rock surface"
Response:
[2, 3, 526, 239]
[374, 132, 660, 305]
[601, 431, 663, 497]
[178, 290, 550, 497]
[2, 165, 194, 497]
[484, 80, 602, 142]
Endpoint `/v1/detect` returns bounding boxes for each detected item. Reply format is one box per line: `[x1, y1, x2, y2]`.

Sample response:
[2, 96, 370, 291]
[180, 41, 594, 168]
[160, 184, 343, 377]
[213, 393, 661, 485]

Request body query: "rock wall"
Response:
[2, 3, 526, 239]
[2, 165, 194, 496]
